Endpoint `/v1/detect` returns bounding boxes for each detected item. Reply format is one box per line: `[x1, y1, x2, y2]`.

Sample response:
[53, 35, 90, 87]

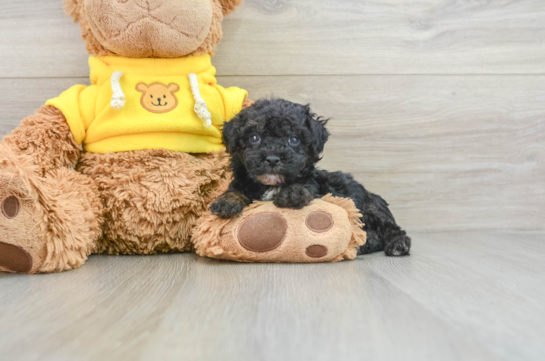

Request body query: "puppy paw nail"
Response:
[305, 211, 334, 233]
[237, 213, 287, 252]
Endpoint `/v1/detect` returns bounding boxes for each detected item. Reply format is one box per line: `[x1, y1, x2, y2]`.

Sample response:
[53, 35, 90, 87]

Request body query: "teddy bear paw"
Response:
[0, 172, 45, 274]
[194, 198, 364, 263]
[243, 207, 349, 262]
[236, 209, 339, 260]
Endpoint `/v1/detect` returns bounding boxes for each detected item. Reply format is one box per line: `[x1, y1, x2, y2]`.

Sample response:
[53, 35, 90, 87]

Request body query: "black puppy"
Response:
[210, 99, 411, 256]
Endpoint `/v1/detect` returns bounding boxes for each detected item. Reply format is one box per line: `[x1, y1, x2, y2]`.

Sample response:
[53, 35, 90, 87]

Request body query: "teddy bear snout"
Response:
[84, 0, 214, 58]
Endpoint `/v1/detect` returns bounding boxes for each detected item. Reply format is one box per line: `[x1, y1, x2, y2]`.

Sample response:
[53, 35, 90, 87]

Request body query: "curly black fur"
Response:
[210, 98, 411, 256]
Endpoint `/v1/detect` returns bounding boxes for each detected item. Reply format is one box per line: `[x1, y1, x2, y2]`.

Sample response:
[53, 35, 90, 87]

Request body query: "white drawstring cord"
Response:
[110, 71, 126, 110]
[188, 73, 212, 128]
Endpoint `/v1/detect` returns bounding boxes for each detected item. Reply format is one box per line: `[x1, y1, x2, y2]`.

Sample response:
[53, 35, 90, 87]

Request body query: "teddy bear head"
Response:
[64, 0, 243, 58]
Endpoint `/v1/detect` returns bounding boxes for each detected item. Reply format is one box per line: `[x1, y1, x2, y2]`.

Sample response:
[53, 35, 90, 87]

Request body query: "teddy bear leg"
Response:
[0, 146, 103, 273]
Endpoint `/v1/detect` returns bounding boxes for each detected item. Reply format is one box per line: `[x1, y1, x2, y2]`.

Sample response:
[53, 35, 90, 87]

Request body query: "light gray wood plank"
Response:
[0, 78, 87, 136]
[1, 232, 525, 361]
[138, 252, 498, 361]
[366, 231, 545, 361]
[2, 0, 545, 78]
[0, 0, 89, 79]
[219, 0, 545, 76]
[1, 76, 543, 232]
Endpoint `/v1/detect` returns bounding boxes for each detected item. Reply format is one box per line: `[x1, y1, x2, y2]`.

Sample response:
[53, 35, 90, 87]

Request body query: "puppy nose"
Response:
[266, 156, 280, 166]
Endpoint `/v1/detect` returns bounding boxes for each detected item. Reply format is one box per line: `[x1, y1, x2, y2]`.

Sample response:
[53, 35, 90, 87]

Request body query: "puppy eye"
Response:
[249, 134, 262, 145]
[288, 136, 300, 146]
[163, 95, 166, 98]
[150, 95, 153, 98]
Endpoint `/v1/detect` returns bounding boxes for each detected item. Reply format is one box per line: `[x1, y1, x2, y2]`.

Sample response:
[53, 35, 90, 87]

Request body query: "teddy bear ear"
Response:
[218, 0, 244, 16]
[63, 0, 81, 23]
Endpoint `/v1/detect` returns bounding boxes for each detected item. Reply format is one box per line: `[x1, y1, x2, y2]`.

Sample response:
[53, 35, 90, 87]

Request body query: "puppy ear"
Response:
[304, 105, 330, 158]
[218, 0, 244, 16]
[223, 103, 253, 155]
[222, 117, 240, 154]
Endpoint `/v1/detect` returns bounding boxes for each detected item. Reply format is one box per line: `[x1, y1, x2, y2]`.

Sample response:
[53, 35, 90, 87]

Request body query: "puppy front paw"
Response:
[274, 184, 314, 209]
[210, 192, 249, 219]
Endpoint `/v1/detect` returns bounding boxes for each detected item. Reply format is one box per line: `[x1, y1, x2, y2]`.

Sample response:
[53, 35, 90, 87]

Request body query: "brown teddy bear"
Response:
[0, 0, 365, 274]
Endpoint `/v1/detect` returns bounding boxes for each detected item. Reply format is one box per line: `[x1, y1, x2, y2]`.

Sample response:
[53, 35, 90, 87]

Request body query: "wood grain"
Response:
[0, 232, 544, 361]
[2, 0, 545, 78]
[1, 76, 543, 232]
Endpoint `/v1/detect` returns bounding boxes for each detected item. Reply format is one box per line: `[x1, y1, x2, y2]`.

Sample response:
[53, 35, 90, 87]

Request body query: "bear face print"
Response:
[136, 82, 180, 114]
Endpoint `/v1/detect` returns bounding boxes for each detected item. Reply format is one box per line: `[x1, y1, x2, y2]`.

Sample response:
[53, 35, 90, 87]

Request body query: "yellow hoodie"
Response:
[46, 54, 248, 154]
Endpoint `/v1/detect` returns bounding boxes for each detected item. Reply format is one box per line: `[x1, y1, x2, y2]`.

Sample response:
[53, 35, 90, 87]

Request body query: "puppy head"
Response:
[223, 99, 330, 185]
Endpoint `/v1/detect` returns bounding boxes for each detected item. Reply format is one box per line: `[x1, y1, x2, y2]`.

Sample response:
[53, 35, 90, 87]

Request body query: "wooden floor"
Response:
[0, 232, 543, 361]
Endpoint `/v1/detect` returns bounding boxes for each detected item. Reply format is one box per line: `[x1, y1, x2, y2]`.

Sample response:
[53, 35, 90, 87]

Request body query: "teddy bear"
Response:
[0, 0, 366, 274]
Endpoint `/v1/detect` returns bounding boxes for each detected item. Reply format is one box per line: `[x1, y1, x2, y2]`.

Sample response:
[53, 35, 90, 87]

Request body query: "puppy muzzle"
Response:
[256, 174, 285, 186]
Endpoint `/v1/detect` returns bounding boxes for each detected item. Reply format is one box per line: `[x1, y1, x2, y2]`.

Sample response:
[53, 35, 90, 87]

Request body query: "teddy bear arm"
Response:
[219, 0, 245, 16]
[3, 105, 81, 174]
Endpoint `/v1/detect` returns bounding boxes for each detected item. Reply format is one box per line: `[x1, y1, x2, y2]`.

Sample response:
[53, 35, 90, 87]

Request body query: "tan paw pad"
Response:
[238, 212, 287, 252]
[0, 242, 32, 273]
[230, 200, 352, 262]
[0, 174, 46, 274]
[305, 244, 328, 258]
[2, 196, 20, 219]
[305, 211, 334, 233]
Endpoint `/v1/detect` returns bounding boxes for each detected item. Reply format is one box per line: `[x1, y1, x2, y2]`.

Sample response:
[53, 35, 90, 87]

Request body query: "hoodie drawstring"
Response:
[188, 73, 212, 128]
[110, 71, 126, 110]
